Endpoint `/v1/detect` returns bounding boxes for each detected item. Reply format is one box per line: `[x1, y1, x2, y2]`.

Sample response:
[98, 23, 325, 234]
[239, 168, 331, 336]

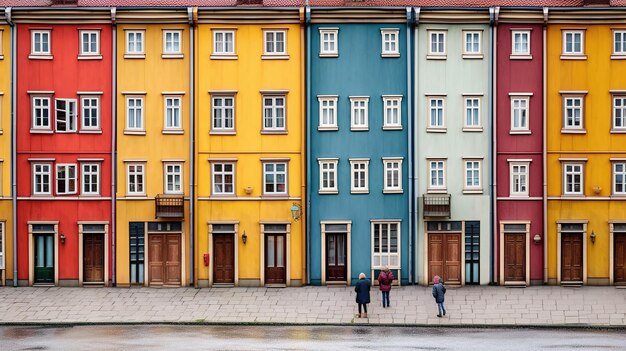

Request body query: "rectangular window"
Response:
[129, 222, 145, 284]
[127, 163, 145, 195]
[163, 30, 182, 55]
[81, 163, 100, 195]
[318, 96, 338, 130]
[31, 30, 51, 56]
[126, 30, 144, 56]
[319, 29, 338, 57]
[563, 163, 584, 195]
[428, 31, 446, 57]
[33, 163, 51, 195]
[614, 30, 626, 56]
[613, 162, 626, 195]
[510, 162, 529, 197]
[81, 96, 100, 130]
[464, 159, 482, 191]
[511, 96, 530, 132]
[32, 96, 51, 130]
[211, 162, 235, 196]
[263, 162, 287, 195]
[563, 96, 584, 130]
[463, 31, 481, 55]
[164, 163, 183, 194]
[350, 96, 369, 131]
[372, 222, 400, 268]
[55, 99, 77, 132]
[264, 30, 287, 56]
[213, 30, 235, 55]
[613, 96, 626, 130]
[350, 159, 369, 194]
[563, 30, 584, 56]
[512, 30, 530, 56]
[56, 164, 77, 195]
[318, 158, 338, 194]
[80, 30, 100, 56]
[211, 95, 235, 132]
[381, 29, 399, 57]
[383, 157, 403, 193]
[464, 97, 480, 128]
[164, 96, 182, 130]
[126, 97, 144, 131]
[428, 97, 445, 129]
[383, 96, 402, 129]
[263, 95, 286, 131]
[428, 160, 446, 191]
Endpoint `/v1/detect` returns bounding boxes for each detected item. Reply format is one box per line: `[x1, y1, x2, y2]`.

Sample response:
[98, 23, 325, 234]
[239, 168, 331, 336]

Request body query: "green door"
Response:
[34, 234, 54, 284]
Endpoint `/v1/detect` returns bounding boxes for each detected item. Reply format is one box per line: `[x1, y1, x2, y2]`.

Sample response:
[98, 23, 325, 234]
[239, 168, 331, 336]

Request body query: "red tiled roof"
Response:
[309, 0, 583, 7]
[0, 0, 304, 5]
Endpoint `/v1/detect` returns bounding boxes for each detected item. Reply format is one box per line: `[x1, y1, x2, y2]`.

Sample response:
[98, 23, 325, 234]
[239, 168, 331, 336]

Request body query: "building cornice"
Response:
[548, 8, 626, 23]
[418, 8, 490, 25]
[198, 8, 301, 24]
[9, 8, 112, 24]
[496, 8, 545, 24]
[310, 8, 406, 24]
[115, 8, 192, 24]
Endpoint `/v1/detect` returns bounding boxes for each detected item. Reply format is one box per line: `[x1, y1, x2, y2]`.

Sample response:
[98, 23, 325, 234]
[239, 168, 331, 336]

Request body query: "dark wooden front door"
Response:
[561, 233, 583, 282]
[615, 233, 626, 285]
[265, 233, 286, 284]
[504, 233, 526, 282]
[148, 234, 181, 286]
[326, 233, 347, 281]
[428, 233, 461, 285]
[83, 233, 104, 283]
[34, 234, 54, 284]
[213, 234, 234, 284]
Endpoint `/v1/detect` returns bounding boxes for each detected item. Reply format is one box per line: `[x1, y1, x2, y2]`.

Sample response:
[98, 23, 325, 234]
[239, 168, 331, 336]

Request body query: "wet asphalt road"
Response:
[1, 325, 626, 351]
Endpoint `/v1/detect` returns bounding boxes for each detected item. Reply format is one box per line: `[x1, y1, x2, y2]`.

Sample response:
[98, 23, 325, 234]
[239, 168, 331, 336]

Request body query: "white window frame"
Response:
[80, 95, 100, 131]
[613, 30, 626, 58]
[56, 164, 77, 195]
[371, 221, 401, 269]
[55, 99, 77, 133]
[563, 162, 584, 195]
[381, 29, 400, 57]
[427, 30, 446, 58]
[350, 158, 369, 194]
[163, 30, 182, 57]
[383, 157, 403, 193]
[126, 163, 145, 196]
[350, 96, 369, 131]
[428, 159, 446, 192]
[510, 95, 530, 133]
[125, 96, 144, 133]
[211, 162, 236, 196]
[263, 29, 287, 57]
[463, 159, 482, 192]
[562, 95, 584, 131]
[31, 96, 52, 131]
[463, 30, 482, 57]
[211, 95, 235, 133]
[125, 30, 145, 57]
[613, 95, 626, 131]
[262, 94, 286, 132]
[509, 161, 530, 197]
[318, 95, 338, 130]
[30, 30, 51, 57]
[32, 163, 52, 195]
[0, 222, 4, 269]
[79, 30, 100, 58]
[318, 158, 339, 194]
[319, 28, 338, 57]
[163, 95, 182, 131]
[382, 95, 402, 130]
[463, 96, 481, 129]
[263, 161, 288, 196]
[613, 161, 626, 196]
[212, 30, 236, 57]
[164, 163, 183, 194]
[0, 29, 3, 59]
[81, 163, 100, 196]
[427, 96, 445, 131]
[511, 30, 531, 57]
[562, 30, 585, 57]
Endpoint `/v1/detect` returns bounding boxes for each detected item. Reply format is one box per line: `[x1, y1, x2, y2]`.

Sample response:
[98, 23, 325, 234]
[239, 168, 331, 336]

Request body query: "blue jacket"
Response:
[355, 278, 371, 304]
[432, 282, 446, 303]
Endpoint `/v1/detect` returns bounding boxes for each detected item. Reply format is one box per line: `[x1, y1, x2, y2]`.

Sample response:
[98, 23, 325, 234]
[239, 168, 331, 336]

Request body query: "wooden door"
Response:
[615, 233, 626, 285]
[213, 234, 234, 284]
[326, 233, 347, 281]
[148, 234, 181, 286]
[83, 233, 104, 283]
[428, 233, 461, 284]
[265, 233, 286, 284]
[34, 234, 54, 284]
[148, 234, 165, 285]
[561, 233, 583, 282]
[504, 233, 526, 282]
[164, 234, 181, 285]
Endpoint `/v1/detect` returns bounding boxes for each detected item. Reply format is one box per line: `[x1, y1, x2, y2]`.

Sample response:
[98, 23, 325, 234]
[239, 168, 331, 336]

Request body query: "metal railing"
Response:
[423, 194, 451, 218]
[155, 194, 184, 218]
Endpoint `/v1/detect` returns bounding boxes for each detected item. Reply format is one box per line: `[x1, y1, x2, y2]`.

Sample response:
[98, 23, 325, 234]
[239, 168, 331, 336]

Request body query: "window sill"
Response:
[124, 53, 145, 59]
[381, 53, 400, 58]
[162, 129, 184, 135]
[560, 54, 587, 60]
[561, 194, 585, 198]
[319, 190, 338, 195]
[611, 54, 626, 60]
[318, 126, 338, 131]
[30, 129, 53, 134]
[462, 127, 483, 132]
[510, 54, 532, 60]
[210, 54, 238, 60]
[426, 54, 447, 60]
[260, 195, 289, 200]
[610, 129, 626, 134]
[383, 189, 403, 194]
[350, 127, 369, 132]
[510, 130, 532, 135]
[162, 53, 184, 59]
[208, 194, 236, 199]
[79, 194, 102, 198]
[260, 130, 288, 135]
[383, 126, 403, 131]
[462, 54, 483, 59]
[427, 189, 448, 194]
[78, 55, 103, 60]
[426, 127, 447, 133]
[509, 194, 530, 198]
[560, 129, 586, 134]
[210, 130, 236, 135]
[79, 130, 103, 134]
[351, 190, 369, 194]
[319, 53, 338, 58]
[123, 195, 148, 199]
[262, 54, 289, 60]
[463, 189, 483, 194]
[29, 54, 53, 60]
[55, 130, 78, 134]
[123, 130, 146, 136]
[610, 195, 626, 199]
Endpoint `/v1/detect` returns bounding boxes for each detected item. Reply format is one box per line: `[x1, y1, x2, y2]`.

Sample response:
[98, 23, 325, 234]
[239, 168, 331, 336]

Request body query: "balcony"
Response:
[423, 194, 451, 218]
[155, 194, 184, 218]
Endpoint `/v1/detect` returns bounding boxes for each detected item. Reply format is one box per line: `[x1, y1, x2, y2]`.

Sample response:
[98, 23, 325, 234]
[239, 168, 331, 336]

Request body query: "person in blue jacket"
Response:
[432, 275, 447, 317]
[355, 272, 371, 318]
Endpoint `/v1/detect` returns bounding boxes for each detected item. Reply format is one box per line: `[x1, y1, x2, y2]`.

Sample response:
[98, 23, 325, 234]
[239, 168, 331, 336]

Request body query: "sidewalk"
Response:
[0, 285, 624, 327]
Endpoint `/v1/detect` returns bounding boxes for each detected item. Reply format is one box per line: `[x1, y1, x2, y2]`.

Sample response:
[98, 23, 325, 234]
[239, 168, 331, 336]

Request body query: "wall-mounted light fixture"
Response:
[590, 230, 596, 244]
[290, 203, 301, 222]
[60, 233, 66, 244]
[242, 230, 247, 244]
[533, 234, 541, 244]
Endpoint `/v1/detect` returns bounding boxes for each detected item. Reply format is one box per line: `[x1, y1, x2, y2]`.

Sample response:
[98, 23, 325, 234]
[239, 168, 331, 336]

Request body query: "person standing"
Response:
[432, 275, 447, 317]
[355, 272, 371, 318]
[377, 266, 394, 308]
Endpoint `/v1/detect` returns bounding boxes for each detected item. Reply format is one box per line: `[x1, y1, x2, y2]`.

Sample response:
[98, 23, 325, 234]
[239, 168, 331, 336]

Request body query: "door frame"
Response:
[78, 221, 109, 287]
[499, 221, 530, 286]
[28, 221, 59, 286]
[423, 222, 465, 286]
[556, 220, 587, 285]
[208, 221, 239, 287]
[609, 221, 626, 285]
[320, 221, 352, 286]
[144, 222, 186, 287]
[259, 222, 291, 287]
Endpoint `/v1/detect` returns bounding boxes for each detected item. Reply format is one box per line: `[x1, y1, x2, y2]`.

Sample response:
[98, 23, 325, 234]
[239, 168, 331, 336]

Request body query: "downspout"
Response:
[188, 7, 196, 287]
[543, 7, 548, 284]
[405, 7, 413, 284]
[305, 6, 311, 284]
[413, 6, 420, 284]
[299, 7, 307, 285]
[489, 7, 498, 285]
[7, 7, 17, 287]
[111, 7, 117, 286]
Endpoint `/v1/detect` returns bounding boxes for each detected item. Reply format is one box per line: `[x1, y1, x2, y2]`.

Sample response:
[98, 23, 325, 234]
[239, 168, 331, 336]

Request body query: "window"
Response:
[211, 95, 235, 133]
[511, 96, 530, 132]
[428, 159, 446, 191]
[350, 97, 369, 131]
[614, 162, 626, 195]
[563, 163, 584, 195]
[81, 96, 100, 131]
[511, 30, 530, 57]
[372, 222, 400, 268]
[126, 163, 145, 195]
[428, 31, 446, 58]
[31, 30, 51, 56]
[614, 30, 626, 56]
[381, 29, 399, 57]
[463, 31, 481, 56]
[319, 29, 338, 57]
[509, 161, 529, 197]
[164, 163, 183, 194]
[164, 96, 182, 131]
[81, 163, 100, 195]
[211, 162, 235, 196]
[263, 95, 286, 132]
[613, 96, 626, 131]
[318, 158, 338, 194]
[163, 30, 182, 56]
[263, 162, 287, 195]
[0, 29, 3, 59]
[464, 159, 482, 192]
[0, 222, 4, 269]
[129, 222, 145, 284]
[350, 158, 369, 194]
[33, 163, 51, 195]
[563, 96, 584, 131]
[32, 96, 51, 130]
[55, 99, 77, 132]
[464, 97, 481, 129]
[562, 30, 585, 56]
[383, 96, 402, 129]
[427, 97, 445, 130]
[126, 97, 144, 132]
[318, 95, 338, 130]
[383, 157, 403, 193]
[263, 30, 287, 56]
[125, 30, 144, 56]
[79, 30, 100, 57]
[213, 30, 235, 56]
[56, 164, 77, 195]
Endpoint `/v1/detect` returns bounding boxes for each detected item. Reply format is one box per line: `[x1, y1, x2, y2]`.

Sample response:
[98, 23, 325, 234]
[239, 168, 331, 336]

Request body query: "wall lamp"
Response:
[241, 230, 247, 244]
[590, 230, 596, 244]
[60, 233, 66, 244]
[533, 234, 541, 244]
[290, 203, 301, 222]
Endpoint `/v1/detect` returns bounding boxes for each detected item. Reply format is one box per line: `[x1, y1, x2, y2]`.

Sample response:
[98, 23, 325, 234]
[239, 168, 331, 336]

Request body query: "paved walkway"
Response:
[0, 286, 624, 327]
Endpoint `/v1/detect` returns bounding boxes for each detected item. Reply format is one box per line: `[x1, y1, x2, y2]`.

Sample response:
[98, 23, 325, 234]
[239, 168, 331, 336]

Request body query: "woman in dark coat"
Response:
[377, 266, 394, 308]
[355, 272, 371, 318]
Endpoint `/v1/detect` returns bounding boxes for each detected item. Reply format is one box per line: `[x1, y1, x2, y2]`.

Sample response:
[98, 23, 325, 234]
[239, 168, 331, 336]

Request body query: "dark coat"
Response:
[377, 271, 394, 292]
[355, 278, 371, 304]
[432, 282, 446, 303]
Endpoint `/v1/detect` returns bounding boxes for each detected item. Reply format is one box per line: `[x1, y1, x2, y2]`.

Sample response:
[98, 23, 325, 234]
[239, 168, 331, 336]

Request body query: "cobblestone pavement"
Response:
[0, 285, 624, 327]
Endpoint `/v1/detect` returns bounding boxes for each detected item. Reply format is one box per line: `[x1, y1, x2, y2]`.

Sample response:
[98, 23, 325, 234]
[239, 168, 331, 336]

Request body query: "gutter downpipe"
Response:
[490, 7, 498, 285]
[111, 8, 117, 286]
[188, 7, 196, 287]
[7, 7, 17, 287]
[543, 7, 549, 284]
[405, 7, 413, 285]
[413, 6, 420, 285]
[305, 6, 311, 285]
[299, 7, 307, 285]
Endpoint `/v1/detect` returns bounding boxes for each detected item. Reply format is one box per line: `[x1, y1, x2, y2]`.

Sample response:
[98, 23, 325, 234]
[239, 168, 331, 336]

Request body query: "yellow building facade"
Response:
[0, 18, 13, 286]
[547, 10, 626, 286]
[115, 9, 192, 287]
[195, 8, 306, 287]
